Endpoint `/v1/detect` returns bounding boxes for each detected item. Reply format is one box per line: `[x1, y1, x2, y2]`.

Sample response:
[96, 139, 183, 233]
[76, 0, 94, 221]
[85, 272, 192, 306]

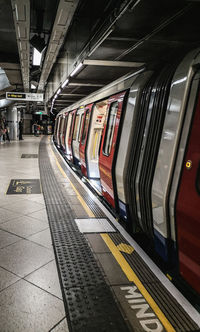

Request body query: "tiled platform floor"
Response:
[0, 136, 68, 332]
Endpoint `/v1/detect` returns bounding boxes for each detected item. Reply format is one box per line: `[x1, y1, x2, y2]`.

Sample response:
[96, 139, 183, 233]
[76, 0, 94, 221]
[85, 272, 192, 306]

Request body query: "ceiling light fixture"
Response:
[70, 62, 83, 77]
[61, 78, 69, 88]
[33, 48, 42, 66]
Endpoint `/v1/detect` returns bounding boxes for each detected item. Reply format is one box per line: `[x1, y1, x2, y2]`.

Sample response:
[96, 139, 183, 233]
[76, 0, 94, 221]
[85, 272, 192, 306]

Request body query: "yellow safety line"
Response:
[51, 145, 95, 218]
[101, 234, 176, 332]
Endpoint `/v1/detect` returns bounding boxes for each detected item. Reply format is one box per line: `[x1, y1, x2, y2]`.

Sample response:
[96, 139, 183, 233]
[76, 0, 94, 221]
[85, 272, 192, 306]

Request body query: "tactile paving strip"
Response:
[39, 137, 130, 332]
[109, 233, 199, 332]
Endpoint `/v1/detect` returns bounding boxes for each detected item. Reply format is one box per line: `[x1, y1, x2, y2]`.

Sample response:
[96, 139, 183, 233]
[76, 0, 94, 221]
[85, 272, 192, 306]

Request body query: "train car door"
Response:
[79, 104, 92, 177]
[67, 109, 76, 161]
[57, 116, 62, 146]
[72, 108, 85, 166]
[61, 113, 68, 151]
[176, 83, 200, 293]
[59, 116, 65, 149]
[99, 92, 126, 207]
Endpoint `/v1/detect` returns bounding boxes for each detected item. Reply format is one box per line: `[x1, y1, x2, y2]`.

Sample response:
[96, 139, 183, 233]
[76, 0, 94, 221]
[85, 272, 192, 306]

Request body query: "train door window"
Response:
[73, 114, 79, 140]
[81, 110, 90, 145]
[103, 102, 118, 156]
[60, 117, 65, 134]
[68, 113, 73, 137]
[78, 114, 84, 142]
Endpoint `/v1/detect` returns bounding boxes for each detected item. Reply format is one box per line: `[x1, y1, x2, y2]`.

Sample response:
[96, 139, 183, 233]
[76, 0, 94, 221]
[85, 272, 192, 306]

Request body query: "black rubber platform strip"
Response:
[39, 137, 130, 332]
[109, 233, 199, 332]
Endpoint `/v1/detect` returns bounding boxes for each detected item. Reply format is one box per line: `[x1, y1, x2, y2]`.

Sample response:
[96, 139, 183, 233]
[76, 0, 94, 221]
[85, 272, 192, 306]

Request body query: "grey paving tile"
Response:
[23, 195, 45, 205]
[0, 239, 54, 277]
[0, 279, 65, 332]
[28, 228, 53, 249]
[0, 267, 20, 291]
[71, 204, 88, 218]
[50, 318, 69, 332]
[0, 215, 48, 238]
[28, 208, 49, 223]
[3, 200, 44, 215]
[0, 229, 21, 248]
[25, 260, 63, 299]
[0, 195, 24, 207]
[0, 207, 21, 224]
[66, 195, 80, 205]
[96, 253, 131, 285]
[85, 234, 111, 253]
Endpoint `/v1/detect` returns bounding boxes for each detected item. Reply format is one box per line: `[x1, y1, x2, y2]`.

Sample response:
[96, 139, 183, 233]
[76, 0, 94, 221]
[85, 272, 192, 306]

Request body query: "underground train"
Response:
[54, 48, 200, 296]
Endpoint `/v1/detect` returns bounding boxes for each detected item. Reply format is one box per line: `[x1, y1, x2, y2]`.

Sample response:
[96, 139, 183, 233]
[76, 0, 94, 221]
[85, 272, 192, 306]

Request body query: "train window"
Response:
[103, 102, 118, 156]
[60, 117, 65, 134]
[81, 110, 90, 145]
[73, 114, 79, 140]
[78, 114, 84, 142]
[68, 113, 73, 138]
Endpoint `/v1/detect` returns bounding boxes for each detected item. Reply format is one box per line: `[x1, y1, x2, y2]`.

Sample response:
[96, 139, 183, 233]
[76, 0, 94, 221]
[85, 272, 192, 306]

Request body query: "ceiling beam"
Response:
[83, 59, 144, 67]
[69, 80, 105, 87]
[55, 100, 76, 103]
[59, 93, 87, 97]
[11, 0, 30, 91]
[0, 63, 21, 70]
[38, 0, 79, 92]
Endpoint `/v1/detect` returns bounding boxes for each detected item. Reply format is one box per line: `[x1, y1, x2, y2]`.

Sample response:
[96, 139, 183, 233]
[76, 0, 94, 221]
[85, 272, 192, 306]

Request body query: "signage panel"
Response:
[6, 92, 43, 102]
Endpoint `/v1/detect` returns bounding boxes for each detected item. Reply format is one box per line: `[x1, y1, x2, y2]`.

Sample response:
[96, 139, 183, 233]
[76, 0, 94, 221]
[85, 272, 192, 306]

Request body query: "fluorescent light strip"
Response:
[33, 48, 42, 66]
[70, 62, 83, 77]
[61, 78, 69, 88]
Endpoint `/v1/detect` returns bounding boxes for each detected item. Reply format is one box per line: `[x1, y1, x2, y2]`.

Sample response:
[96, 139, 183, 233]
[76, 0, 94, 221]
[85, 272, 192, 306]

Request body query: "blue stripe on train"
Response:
[154, 228, 177, 264]
[118, 200, 128, 220]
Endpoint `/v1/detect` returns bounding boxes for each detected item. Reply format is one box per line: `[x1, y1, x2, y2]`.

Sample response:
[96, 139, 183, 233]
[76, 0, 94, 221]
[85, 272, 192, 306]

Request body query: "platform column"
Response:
[7, 105, 18, 140]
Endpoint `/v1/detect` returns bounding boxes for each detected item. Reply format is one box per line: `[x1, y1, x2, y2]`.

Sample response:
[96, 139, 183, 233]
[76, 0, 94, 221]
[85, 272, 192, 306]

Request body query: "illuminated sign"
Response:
[6, 92, 43, 102]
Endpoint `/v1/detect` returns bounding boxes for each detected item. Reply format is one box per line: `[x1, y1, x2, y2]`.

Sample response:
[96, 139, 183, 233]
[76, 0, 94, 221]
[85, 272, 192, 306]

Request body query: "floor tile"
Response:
[85, 234, 111, 253]
[0, 215, 48, 238]
[25, 260, 63, 299]
[0, 195, 24, 207]
[0, 267, 20, 291]
[0, 279, 65, 332]
[0, 229, 21, 248]
[0, 239, 54, 277]
[96, 253, 131, 285]
[28, 228, 53, 249]
[3, 200, 44, 215]
[50, 318, 69, 332]
[28, 208, 49, 223]
[0, 207, 21, 224]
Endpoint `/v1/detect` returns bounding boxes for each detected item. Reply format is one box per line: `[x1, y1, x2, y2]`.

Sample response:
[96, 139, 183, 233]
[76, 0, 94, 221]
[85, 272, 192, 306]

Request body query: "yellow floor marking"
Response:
[51, 145, 95, 218]
[117, 243, 134, 254]
[101, 234, 176, 332]
[166, 273, 172, 281]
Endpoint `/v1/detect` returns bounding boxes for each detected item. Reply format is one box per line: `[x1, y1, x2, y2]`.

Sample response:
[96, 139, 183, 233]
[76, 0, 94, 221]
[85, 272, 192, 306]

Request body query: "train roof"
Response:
[57, 66, 145, 117]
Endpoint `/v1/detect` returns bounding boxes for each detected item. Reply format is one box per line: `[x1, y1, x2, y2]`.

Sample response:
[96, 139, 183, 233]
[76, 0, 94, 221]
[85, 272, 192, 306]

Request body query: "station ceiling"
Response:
[0, 0, 200, 113]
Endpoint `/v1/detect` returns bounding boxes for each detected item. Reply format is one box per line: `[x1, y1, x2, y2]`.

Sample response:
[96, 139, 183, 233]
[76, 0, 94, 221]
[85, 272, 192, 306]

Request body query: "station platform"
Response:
[0, 136, 200, 332]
